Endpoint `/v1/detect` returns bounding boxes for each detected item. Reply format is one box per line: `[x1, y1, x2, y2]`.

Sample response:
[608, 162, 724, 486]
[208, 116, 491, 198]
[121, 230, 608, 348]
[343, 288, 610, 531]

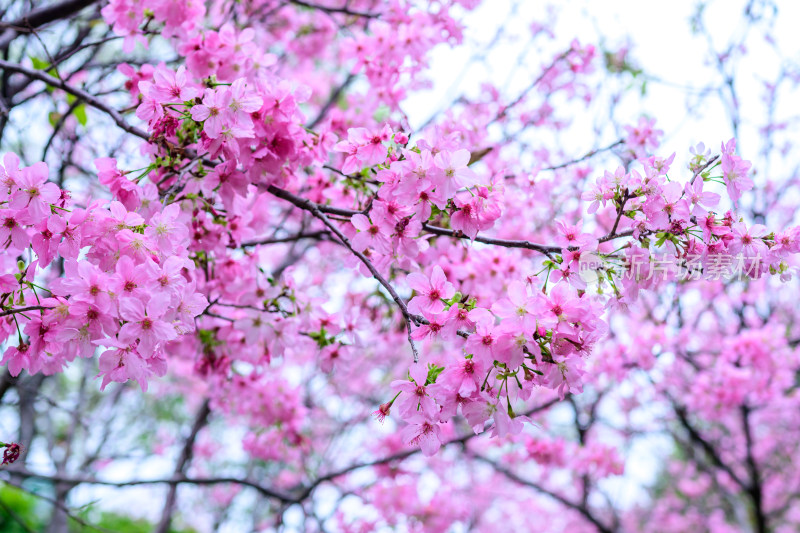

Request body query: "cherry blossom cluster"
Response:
[578, 139, 797, 303]
[6, 0, 797, 473]
[5, 0, 800, 529]
[379, 136, 800, 454]
[0, 155, 206, 391]
[387, 272, 606, 455]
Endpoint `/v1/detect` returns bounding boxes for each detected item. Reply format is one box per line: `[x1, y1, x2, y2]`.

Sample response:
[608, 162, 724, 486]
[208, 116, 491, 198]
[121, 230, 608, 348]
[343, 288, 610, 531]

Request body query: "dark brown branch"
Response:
[422, 223, 559, 256]
[470, 453, 615, 533]
[155, 399, 211, 533]
[240, 230, 331, 248]
[671, 400, 747, 490]
[609, 189, 630, 236]
[287, 0, 378, 18]
[265, 184, 424, 361]
[0, 58, 149, 140]
[0, 305, 51, 317]
[0, 0, 100, 49]
[741, 405, 767, 533]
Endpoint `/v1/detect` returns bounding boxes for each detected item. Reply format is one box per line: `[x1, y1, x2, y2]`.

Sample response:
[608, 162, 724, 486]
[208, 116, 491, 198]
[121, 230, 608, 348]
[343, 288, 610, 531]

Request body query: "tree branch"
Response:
[5, 466, 297, 504]
[239, 230, 331, 248]
[470, 453, 615, 533]
[265, 185, 635, 260]
[307, 73, 355, 129]
[265, 184, 424, 361]
[0, 305, 51, 318]
[741, 405, 767, 533]
[670, 399, 747, 490]
[0, 58, 149, 140]
[0, 0, 100, 49]
[287, 0, 378, 19]
[6, 399, 561, 511]
[290, 397, 561, 503]
[539, 140, 625, 172]
[155, 399, 211, 533]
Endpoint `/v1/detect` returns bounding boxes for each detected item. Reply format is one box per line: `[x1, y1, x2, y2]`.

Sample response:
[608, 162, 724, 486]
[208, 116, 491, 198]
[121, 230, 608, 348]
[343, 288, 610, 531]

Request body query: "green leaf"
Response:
[30, 56, 49, 70]
[74, 103, 87, 126]
[426, 364, 445, 385]
[373, 105, 390, 122]
[445, 291, 463, 307]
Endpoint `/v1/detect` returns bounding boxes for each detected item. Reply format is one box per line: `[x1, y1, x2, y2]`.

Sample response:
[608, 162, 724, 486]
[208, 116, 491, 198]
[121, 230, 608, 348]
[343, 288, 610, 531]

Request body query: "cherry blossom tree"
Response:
[0, 0, 799, 531]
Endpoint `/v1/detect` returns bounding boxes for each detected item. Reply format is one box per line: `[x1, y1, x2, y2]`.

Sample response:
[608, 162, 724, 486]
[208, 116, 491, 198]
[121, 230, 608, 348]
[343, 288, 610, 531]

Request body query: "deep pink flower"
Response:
[407, 265, 455, 314]
[191, 87, 234, 138]
[0, 209, 30, 250]
[351, 214, 392, 254]
[9, 163, 59, 222]
[95, 338, 150, 391]
[118, 294, 177, 354]
[391, 364, 438, 419]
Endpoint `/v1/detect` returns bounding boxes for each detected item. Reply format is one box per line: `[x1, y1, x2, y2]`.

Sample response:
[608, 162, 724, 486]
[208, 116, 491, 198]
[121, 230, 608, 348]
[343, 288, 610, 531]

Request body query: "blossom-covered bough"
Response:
[0, 0, 799, 531]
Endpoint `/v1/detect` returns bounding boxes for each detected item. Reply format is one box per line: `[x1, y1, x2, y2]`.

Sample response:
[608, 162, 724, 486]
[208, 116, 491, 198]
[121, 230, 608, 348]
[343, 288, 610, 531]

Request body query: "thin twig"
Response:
[265, 184, 425, 360]
[0, 305, 51, 318]
[288, 0, 378, 18]
[0, 59, 149, 140]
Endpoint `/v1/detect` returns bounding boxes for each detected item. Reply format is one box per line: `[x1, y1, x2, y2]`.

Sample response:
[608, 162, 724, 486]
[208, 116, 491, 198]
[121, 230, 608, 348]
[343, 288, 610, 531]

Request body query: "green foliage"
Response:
[372, 104, 390, 122]
[0, 485, 47, 532]
[73, 105, 88, 127]
[0, 483, 197, 532]
[308, 327, 335, 348]
[29, 57, 50, 71]
[70, 510, 198, 533]
[426, 363, 445, 385]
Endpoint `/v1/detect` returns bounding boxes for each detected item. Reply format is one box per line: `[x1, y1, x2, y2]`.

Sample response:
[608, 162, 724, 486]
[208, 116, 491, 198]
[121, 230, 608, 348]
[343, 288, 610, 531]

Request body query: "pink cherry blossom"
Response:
[407, 265, 455, 314]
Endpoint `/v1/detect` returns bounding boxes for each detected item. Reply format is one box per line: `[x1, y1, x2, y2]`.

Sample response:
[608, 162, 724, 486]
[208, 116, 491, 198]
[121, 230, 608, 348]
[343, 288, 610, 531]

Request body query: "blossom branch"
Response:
[265, 184, 425, 361]
[267, 185, 636, 260]
[689, 154, 720, 186]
